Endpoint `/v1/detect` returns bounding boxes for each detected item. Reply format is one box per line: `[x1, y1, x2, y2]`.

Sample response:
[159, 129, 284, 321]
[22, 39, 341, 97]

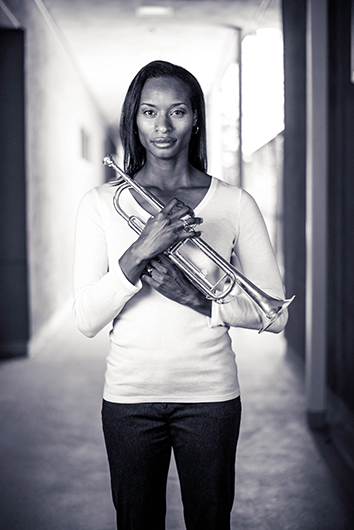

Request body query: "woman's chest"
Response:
[101, 184, 239, 265]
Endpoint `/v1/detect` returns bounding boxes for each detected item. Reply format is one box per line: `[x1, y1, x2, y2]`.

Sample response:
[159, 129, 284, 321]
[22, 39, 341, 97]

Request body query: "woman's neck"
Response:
[131, 154, 211, 213]
[136, 155, 194, 191]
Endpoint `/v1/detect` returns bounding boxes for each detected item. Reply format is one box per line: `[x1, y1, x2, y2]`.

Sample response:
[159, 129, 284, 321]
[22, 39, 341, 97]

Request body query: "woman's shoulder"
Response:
[210, 177, 262, 208]
[208, 174, 240, 189]
[209, 176, 243, 203]
[76, 183, 117, 221]
[80, 181, 116, 202]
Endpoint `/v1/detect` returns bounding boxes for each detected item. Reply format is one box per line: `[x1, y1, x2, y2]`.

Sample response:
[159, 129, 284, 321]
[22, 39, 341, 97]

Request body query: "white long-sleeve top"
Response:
[73, 177, 288, 403]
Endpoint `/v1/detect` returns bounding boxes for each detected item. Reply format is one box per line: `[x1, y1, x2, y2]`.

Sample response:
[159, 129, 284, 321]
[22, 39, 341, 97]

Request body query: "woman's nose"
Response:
[155, 114, 172, 133]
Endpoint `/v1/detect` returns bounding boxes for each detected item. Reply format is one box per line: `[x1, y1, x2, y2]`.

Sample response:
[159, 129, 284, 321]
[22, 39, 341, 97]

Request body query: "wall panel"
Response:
[0, 30, 29, 357]
[282, 0, 307, 359]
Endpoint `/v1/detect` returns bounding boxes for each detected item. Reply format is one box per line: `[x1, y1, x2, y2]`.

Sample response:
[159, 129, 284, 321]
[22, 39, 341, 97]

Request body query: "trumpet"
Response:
[103, 155, 294, 333]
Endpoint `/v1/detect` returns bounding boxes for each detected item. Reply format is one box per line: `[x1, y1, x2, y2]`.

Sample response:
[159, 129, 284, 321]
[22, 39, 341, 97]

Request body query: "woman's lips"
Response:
[151, 138, 177, 148]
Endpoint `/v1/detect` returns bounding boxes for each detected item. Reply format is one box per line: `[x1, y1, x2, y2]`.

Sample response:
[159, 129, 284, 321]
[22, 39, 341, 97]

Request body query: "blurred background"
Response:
[1, 0, 354, 528]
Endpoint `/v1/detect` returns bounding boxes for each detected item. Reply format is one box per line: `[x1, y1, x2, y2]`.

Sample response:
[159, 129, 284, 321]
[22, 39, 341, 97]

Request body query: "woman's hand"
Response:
[119, 197, 202, 286]
[137, 197, 203, 260]
[141, 254, 212, 317]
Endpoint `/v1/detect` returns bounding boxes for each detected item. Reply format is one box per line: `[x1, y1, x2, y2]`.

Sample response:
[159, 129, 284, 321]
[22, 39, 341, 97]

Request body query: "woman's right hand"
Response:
[136, 197, 203, 261]
[119, 197, 203, 285]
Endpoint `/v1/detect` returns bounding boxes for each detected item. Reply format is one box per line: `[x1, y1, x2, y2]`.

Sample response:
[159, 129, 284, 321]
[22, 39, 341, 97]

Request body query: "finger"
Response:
[145, 264, 154, 276]
[141, 271, 152, 283]
[181, 216, 203, 231]
[143, 260, 168, 281]
[163, 198, 194, 220]
[143, 263, 163, 280]
[180, 228, 202, 239]
[175, 204, 194, 219]
[149, 256, 174, 275]
[148, 258, 161, 270]
[156, 254, 170, 265]
[141, 269, 159, 285]
[189, 216, 203, 226]
[162, 197, 184, 216]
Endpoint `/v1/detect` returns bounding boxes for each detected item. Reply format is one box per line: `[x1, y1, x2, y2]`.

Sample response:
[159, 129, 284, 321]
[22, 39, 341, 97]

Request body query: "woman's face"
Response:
[136, 76, 197, 162]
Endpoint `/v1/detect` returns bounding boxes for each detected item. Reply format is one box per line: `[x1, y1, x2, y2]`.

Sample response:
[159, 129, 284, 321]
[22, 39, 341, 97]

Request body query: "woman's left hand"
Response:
[141, 254, 212, 317]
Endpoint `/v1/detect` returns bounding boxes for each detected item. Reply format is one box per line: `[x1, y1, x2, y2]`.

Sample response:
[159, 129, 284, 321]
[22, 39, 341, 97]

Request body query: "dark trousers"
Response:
[102, 397, 241, 530]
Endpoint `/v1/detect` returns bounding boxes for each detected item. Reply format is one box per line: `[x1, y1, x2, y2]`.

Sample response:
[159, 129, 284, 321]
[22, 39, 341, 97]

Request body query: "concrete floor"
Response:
[0, 316, 353, 530]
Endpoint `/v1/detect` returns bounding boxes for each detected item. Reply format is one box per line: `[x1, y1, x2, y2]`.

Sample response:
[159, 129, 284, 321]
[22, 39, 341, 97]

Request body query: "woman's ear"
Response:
[193, 110, 198, 127]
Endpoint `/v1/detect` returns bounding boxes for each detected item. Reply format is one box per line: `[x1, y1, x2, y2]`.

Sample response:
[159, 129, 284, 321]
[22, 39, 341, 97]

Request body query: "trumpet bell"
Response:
[258, 295, 296, 333]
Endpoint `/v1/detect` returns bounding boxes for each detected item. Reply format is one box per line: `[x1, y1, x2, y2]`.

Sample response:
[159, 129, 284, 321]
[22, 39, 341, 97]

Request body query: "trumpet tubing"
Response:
[103, 155, 295, 333]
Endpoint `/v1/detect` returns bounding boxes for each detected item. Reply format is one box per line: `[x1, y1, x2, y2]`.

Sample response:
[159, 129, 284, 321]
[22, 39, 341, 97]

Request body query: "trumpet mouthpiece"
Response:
[102, 155, 113, 166]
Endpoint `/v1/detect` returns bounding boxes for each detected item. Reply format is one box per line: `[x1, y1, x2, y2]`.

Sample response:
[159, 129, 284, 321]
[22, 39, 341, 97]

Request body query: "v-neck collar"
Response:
[124, 177, 218, 220]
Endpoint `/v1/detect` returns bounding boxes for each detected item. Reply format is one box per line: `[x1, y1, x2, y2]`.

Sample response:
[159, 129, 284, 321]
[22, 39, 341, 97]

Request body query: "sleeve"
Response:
[72, 188, 142, 338]
[208, 190, 289, 333]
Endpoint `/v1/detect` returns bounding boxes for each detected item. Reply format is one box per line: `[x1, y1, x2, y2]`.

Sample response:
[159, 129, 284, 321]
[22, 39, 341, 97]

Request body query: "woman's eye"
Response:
[143, 110, 155, 117]
[172, 110, 185, 117]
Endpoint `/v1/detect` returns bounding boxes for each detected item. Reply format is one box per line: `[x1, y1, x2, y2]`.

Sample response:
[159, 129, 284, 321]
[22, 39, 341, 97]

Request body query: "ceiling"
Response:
[41, 0, 282, 129]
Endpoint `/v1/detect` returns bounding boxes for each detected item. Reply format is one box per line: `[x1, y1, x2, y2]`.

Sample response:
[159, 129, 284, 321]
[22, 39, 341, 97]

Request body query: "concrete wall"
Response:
[0, 0, 109, 354]
[282, 0, 307, 360]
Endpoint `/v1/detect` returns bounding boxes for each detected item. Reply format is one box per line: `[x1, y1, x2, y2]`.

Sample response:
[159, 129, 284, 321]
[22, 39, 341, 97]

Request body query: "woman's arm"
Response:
[73, 189, 142, 338]
[209, 190, 289, 333]
[73, 191, 203, 337]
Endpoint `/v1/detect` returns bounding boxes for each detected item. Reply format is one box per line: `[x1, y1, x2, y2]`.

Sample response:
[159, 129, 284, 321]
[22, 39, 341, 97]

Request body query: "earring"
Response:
[193, 125, 199, 135]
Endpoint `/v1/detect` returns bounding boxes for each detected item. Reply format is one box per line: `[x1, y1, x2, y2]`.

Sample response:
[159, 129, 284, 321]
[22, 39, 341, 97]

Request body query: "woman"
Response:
[73, 60, 289, 530]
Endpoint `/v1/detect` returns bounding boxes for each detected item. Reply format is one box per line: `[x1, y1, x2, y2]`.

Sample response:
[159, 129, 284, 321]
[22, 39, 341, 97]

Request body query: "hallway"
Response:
[0, 318, 353, 530]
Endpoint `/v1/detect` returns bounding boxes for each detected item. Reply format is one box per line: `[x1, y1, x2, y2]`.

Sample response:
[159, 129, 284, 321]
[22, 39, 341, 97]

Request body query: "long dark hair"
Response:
[119, 60, 207, 176]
